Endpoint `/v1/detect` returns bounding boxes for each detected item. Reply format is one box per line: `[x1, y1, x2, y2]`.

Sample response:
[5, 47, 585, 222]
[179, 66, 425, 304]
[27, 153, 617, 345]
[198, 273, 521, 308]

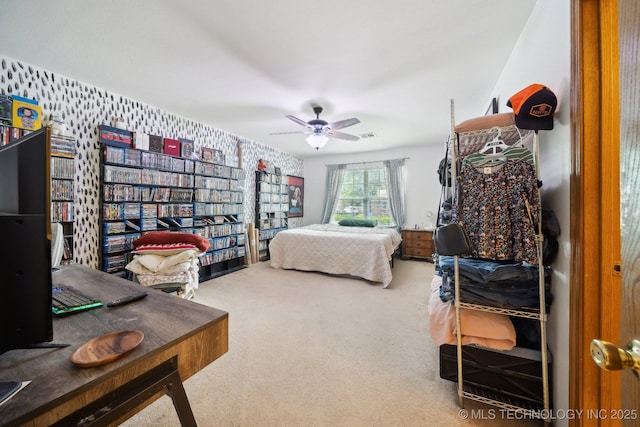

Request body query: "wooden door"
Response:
[617, 0, 640, 419]
[571, 0, 639, 425]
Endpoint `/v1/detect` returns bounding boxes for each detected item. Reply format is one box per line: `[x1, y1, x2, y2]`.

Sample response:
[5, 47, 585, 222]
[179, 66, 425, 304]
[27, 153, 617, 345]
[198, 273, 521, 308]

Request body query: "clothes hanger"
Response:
[472, 126, 508, 166]
[478, 126, 510, 155]
[461, 127, 536, 171]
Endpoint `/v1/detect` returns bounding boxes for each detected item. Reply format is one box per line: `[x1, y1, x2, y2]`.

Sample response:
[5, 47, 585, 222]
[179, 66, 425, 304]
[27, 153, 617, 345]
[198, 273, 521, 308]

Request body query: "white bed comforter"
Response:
[268, 224, 402, 287]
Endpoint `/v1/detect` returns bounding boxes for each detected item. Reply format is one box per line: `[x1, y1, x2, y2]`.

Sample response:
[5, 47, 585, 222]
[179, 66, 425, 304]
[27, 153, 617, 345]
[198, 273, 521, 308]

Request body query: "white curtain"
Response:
[321, 164, 346, 223]
[384, 159, 406, 228]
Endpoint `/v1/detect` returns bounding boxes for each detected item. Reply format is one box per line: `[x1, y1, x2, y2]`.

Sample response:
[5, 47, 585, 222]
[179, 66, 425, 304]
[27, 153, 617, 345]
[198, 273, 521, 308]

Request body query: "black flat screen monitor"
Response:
[0, 127, 53, 354]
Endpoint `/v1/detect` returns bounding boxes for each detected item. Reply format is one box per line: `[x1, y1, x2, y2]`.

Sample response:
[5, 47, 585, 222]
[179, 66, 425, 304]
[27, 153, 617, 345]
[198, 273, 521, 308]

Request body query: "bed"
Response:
[268, 224, 402, 287]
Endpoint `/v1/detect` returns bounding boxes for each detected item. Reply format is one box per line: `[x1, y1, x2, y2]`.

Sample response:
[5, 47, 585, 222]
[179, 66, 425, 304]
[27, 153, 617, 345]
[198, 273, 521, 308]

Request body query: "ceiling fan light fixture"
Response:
[306, 134, 329, 150]
[275, 105, 361, 148]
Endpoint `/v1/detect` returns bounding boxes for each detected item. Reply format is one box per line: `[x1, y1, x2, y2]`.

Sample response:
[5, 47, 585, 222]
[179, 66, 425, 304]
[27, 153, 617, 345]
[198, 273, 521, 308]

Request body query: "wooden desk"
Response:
[0, 264, 228, 427]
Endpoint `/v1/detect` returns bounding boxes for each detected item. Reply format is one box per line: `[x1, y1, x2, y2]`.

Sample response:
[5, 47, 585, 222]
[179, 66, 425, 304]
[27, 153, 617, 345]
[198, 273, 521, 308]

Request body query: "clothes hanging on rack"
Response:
[456, 126, 529, 158]
[461, 146, 534, 170]
[458, 158, 540, 264]
[439, 101, 551, 415]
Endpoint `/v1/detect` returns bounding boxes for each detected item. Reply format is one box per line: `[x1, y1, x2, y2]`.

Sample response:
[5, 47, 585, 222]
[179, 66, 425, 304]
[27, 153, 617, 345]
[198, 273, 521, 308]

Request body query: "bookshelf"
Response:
[50, 134, 76, 265]
[254, 171, 288, 261]
[192, 159, 246, 280]
[100, 145, 246, 281]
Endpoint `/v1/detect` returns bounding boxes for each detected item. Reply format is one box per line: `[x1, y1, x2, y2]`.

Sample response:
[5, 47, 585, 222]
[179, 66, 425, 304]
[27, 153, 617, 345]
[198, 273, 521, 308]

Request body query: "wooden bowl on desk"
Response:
[70, 330, 144, 368]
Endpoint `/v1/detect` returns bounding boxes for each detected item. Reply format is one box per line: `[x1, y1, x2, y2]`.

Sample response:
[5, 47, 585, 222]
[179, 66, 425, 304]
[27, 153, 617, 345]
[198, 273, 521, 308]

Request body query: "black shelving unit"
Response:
[99, 144, 246, 281]
[254, 171, 288, 261]
[50, 134, 76, 264]
[193, 159, 246, 281]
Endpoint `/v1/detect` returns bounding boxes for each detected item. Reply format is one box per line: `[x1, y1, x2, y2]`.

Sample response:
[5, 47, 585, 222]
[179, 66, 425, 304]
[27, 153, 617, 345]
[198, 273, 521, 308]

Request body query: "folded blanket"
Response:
[125, 249, 201, 299]
[134, 268, 199, 300]
[126, 250, 199, 274]
[428, 275, 516, 350]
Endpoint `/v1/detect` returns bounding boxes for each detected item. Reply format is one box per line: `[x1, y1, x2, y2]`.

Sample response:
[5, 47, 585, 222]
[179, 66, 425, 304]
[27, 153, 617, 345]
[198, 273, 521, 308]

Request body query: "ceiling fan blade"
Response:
[285, 115, 312, 128]
[325, 130, 361, 141]
[269, 130, 311, 135]
[328, 118, 360, 130]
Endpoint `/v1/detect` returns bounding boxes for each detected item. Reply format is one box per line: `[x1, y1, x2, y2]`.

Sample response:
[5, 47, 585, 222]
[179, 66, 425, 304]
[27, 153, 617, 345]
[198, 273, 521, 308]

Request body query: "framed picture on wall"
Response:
[202, 147, 214, 162]
[213, 149, 225, 164]
[288, 176, 304, 218]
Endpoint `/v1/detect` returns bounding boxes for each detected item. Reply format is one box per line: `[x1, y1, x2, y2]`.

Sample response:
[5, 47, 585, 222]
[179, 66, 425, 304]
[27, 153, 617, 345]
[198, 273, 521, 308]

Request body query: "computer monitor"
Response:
[0, 127, 53, 354]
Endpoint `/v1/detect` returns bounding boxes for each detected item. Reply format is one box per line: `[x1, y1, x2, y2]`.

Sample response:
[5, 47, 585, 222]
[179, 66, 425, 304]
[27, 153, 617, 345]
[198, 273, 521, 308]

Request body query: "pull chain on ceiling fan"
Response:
[271, 106, 361, 150]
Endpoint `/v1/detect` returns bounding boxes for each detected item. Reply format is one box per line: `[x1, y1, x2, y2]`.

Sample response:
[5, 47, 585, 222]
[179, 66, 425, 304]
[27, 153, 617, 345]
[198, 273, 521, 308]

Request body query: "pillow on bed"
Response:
[133, 231, 210, 252]
[338, 218, 377, 227]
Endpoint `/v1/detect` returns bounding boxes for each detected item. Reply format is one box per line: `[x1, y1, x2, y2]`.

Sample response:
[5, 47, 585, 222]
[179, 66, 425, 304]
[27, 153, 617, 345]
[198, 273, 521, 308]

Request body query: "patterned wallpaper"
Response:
[1, 56, 303, 269]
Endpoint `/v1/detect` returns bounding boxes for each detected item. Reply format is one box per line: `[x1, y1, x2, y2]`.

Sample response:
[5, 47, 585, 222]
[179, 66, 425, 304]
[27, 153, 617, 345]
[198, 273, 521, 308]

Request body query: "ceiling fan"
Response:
[271, 106, 361, 149]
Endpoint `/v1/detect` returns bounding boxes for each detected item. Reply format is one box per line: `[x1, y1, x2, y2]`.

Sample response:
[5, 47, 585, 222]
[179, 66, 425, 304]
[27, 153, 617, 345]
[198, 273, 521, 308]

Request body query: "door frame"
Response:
[570, 0, 622, 423]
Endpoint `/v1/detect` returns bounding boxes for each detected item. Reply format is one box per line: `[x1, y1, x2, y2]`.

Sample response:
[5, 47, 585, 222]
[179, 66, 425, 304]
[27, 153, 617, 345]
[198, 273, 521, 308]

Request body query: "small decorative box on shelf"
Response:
[163, 138, 181, 156]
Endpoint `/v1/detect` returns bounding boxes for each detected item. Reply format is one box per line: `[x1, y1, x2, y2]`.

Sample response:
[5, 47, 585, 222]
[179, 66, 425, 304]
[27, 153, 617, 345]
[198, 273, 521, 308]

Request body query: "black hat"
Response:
[507, 84, 557, 130]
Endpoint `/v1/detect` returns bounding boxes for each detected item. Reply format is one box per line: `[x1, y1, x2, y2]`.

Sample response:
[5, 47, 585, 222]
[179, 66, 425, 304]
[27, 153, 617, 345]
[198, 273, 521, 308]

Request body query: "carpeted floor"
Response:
[123, 260, 543, 426]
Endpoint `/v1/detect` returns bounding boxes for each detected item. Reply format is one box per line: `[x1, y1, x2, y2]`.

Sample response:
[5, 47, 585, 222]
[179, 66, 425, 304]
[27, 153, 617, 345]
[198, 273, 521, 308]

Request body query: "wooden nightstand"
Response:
[401, 229, 434, 262]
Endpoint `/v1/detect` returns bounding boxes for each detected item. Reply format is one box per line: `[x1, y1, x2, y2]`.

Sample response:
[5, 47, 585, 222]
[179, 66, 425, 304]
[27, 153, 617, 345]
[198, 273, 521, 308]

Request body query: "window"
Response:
[332, 165, 395, 226]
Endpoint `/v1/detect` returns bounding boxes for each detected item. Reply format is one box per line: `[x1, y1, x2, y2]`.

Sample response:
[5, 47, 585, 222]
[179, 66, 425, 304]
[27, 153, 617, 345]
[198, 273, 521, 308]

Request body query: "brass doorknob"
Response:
[590, 339, 640, 378]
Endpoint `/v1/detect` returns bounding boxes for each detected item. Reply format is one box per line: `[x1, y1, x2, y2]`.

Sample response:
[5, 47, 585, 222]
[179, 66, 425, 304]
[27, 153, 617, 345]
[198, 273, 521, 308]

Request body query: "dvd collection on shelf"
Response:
[51, 202, 74, 223]
[51, 178, 74, 200]
[50, 134, 76, 158]
[194, 189, 243, 204]
[100, 143, 246, 280]
[102, 202, 197, 221]
[50, 135, 77, 264]
[51, 156, 75, 179]
[0, 123, 71, 149]
[142, 169, 193, 187]
[0, 125, 29, 146]
[254, 171, 289, 261]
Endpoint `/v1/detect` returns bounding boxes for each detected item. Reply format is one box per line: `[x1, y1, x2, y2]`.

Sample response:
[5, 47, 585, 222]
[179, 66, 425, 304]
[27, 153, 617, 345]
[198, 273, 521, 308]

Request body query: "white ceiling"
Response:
[0, 0, 537, 158]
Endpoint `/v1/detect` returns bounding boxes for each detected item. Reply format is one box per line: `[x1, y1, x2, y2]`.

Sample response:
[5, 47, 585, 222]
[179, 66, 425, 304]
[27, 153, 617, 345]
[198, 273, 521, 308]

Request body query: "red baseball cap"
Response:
[507, 84, 557, 130]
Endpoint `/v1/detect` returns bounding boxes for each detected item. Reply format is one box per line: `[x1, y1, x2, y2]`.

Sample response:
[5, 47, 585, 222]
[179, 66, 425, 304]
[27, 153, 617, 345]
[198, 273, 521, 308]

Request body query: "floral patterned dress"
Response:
[458, 159, 540, 264]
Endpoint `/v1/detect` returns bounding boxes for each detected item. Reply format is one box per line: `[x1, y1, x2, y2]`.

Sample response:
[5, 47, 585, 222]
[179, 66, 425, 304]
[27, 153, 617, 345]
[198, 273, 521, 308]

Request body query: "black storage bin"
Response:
[439, 344, 552, 409]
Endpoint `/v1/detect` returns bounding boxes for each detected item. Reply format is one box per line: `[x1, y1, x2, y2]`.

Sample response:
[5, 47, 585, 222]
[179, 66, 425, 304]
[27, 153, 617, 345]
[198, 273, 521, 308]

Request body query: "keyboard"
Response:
[52, 285, 103, 316]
